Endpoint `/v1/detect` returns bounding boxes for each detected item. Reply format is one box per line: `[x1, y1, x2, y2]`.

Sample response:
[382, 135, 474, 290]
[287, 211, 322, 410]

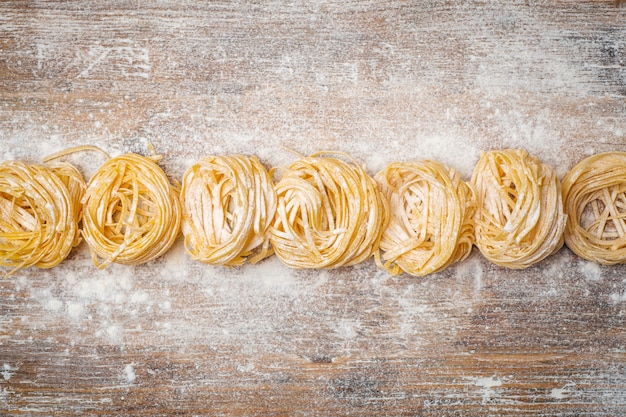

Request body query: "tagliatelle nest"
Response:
[375, 160, 476, 276]
[0, 160, 85, 275]
[562, 152, 626, 265]
[180, 154, 277, 266]
[46, 161, 87, 246]
[81, 153, 182, 268]
[269, 152, 389, 269]
[471, 149, 566, 269]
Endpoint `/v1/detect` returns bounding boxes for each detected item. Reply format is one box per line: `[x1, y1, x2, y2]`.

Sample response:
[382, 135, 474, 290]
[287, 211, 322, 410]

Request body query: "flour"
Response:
[550, 387, 568, 400]
[1, 364, 18, 381]
[2, 1, 626, 413]
[454, 254, 484, 295]
[578, 260, 603, 282]
[123, 364, 136, 384]
[609, 291, 626, 304]
[335, 319, 359, 340]
[21, 248, 158, 342]
[471, 376, 504, 404]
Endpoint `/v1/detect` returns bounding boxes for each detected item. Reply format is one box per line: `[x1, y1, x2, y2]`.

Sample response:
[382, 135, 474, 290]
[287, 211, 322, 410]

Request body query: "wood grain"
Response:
[1, 1, 626, 415]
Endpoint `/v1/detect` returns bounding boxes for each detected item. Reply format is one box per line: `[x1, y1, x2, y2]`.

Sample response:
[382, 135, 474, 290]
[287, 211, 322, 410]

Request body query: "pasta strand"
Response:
[181, 155, 276, 266]
[471, 149, 566, 269]
[375, 160, 476, 276]
[81, 153, 181, 268]
[269, 152, 389, 269]
[0, 160, 84, 276]
[562, 152, 626, 265]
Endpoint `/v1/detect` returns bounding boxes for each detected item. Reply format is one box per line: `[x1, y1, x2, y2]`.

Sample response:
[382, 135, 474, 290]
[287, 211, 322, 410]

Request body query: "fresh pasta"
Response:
[46, 161, 87, 247]
[0, 160, 84, 275]
[7, 144, 626, 274]
[181, 155, 276, 266]
[81, 153, 181, 268]
[471, 149, 566, 269]
[562, 152, 626, 265]
[269, 152, 389, 269]
[375, 160, 475, 276]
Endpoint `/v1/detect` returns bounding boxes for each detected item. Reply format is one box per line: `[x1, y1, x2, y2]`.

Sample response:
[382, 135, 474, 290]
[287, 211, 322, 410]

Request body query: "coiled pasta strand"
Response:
[375, 160, 475, 276]
[562, 152, 626, 265]
[471, 149, 566, 269]
[81, 153, 181, 268]
[269, 152, 389, 269]
[0, 160, 84, 275]
[181, 154, 276, 266]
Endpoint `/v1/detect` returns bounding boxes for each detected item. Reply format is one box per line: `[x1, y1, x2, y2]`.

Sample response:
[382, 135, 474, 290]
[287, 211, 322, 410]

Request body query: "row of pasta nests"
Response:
[0, 146, 624, 277]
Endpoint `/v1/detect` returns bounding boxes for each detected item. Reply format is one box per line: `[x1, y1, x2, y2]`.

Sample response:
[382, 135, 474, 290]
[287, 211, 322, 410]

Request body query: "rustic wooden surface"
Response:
[1, 1, 626, 415]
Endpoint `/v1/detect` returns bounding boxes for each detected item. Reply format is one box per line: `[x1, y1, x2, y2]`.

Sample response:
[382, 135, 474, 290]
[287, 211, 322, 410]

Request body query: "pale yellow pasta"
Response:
[0, 160, 84, 275]
[46, 161, 87, 247]
[181, 155, 276, 266]
[471, 149, 566, 269]
[562, 152, 626, 265]
[375, 160, 475, 276]
[81, 153, 181, 268]
[269, 152, 389, 269]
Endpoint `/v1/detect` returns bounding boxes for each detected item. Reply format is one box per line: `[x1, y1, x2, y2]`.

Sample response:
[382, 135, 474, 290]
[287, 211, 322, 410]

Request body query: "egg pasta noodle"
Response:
[471, 149, 566, 269]
[81, 153, 181, 268]
[375, 160, 475, 276]
[562, 152, 626, 265]
[46, 161, 87, 247]
[269, 152, 389, 269]
[0, 160, 85, 276]
[181, 155, 277, 266]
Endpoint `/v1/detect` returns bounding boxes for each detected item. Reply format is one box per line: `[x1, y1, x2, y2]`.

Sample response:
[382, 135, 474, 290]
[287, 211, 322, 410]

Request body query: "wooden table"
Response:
[1, 1, 626, 415]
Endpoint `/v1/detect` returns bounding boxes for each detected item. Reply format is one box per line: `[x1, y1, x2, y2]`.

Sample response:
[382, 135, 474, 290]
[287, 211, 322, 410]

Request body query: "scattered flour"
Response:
[454, 255, 484, 296]
[1, 364, 18, 381]
[550, 387, 568, 400]
[236, 362, 255, 373]
[2, 4, 625, 411]
[124, 364, 136, 384]
[46, 295, 64, 312]
[609, 291, 626, 304]
[66, 301, 85, 320]
[362, 133, 481, 180]
[160, 240, 189, 281]
[254, 256, 296, 289]
[336, 319, 359, 340]
[578, 261, 602, 282]
[471, 376, 503, 404]
[72, 265, 133, 303]
[106, 325, 121, 341]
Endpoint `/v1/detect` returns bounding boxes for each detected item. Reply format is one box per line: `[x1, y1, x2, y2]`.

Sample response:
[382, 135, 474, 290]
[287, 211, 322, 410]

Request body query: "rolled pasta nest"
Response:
[269, 152, 389, 269]
[81, 153, 182, 268]
[375, 160, 475, 276]
[471, 149, 566, 269]
[0, 160, 85, 276]
[181, 154, 276, 266]
[562, 152, 626, 265]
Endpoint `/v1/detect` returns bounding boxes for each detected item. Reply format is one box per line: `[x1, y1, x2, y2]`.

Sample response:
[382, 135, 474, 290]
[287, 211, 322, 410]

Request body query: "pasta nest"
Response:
[81, 153, 181, 268]
[181, 155, 277, 266]
[0, 160, 85, 275]
[375, 160, 475, 276]
[562, 152, 626, 265]
[471, 149, 566, 269]
[269, 152, 389, 269]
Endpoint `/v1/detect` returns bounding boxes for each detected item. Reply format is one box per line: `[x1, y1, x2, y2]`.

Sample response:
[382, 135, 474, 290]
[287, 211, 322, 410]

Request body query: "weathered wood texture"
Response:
[1, 1, 626, 415]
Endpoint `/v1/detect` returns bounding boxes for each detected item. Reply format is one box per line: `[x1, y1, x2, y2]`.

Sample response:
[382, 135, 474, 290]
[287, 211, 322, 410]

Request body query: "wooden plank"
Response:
[1, 0, 626, 415]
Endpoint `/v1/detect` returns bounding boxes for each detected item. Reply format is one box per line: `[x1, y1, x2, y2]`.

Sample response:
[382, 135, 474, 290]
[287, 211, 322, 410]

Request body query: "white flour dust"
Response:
[471, 376, 504, 404]
[123, 364, 136, 384]
[578, 261, 603, 282]
[1, 364, 18, 382]
[1, 2, 626, 411]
